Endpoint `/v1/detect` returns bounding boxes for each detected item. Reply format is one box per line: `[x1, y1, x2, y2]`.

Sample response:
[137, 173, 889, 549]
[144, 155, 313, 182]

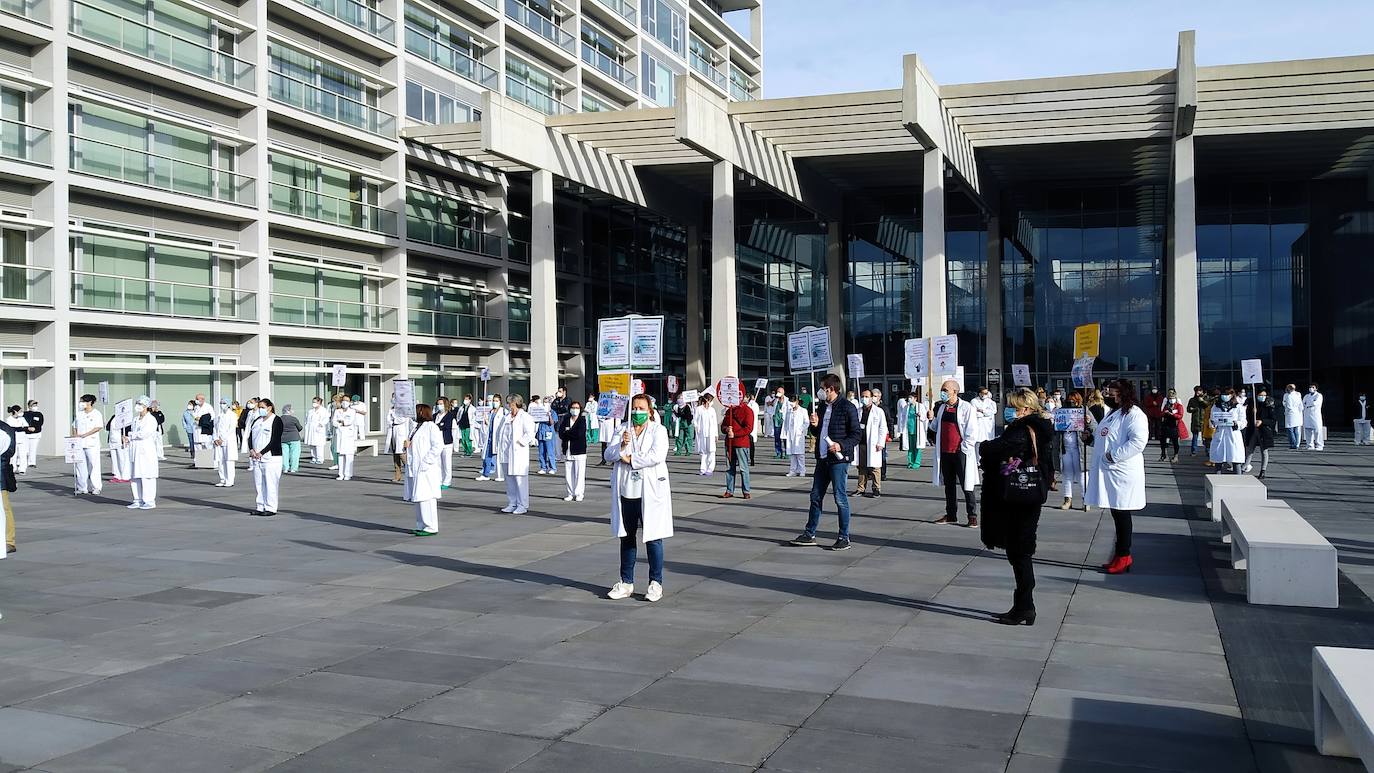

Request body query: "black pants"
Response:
[1110, 508, 1134, 558]
[1159, 436, 1179, 456]
[1006, 510, 1041, 612]
[940, 452, 977, 519]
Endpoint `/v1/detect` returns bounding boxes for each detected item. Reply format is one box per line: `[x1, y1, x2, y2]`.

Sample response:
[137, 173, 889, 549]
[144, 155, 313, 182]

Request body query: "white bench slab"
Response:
[355, 439, 379, 457]
[1206, 474, 1267, 522]
[1230, 506, 1338, 608]
[1313, 646, 1374, 769]
[1221, 498, 1299, 552]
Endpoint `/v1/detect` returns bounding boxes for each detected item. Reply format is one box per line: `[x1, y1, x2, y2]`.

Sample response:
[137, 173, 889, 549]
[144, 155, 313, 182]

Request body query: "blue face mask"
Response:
[1004, 407, 1017, 422]
[939, 390, 950, 401]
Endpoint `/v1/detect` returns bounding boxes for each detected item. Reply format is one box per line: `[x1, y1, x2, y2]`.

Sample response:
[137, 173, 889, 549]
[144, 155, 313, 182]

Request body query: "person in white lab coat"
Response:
[4, 407, 27, 475]
[971, 388, 998, 443]
[931, 380, 981, 526]
[385, 396, 414, 485]
[69, 394, 104, 496]
[1208, 388, 1248, 472]
[1281, 384, 1302, 449]
[350, 394, 368, 441]
[604, 394, 673, 602]
[247, 399, 284, 517]
[1058, 393, 1088, 509]
[855, 390, 888, 498]
[1355, 391, 1372, 446]
[693, 395, 719, 475]
[595, 398, 619, 468]
[498, 395, 535, 514]
[20, 399, 42, 472]
[783, 397, 809, 476]
[332, 397, 363, 481]
[477, 394, 505, 481]
[1302, 383, 1325, 450]
[406, 403, 444, 535]
[304, 397, 331, 464]
[212, 398, 239, 487]
[1086, 379, 1151, 575]
[125, 396, 160, 509]
[107, 410, 131, 483]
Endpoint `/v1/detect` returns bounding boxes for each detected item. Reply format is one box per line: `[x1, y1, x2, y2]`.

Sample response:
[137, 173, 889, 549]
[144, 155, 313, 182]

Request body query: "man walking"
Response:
[1186, 386, 1209, 455]
[720, 393, 754, 500]
[932, 379, 981, 527]
[789, 373, 862, 551]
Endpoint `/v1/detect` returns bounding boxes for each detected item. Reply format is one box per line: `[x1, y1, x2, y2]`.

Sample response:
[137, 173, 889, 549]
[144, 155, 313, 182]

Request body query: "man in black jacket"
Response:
[790, 373, 863, 551]
[550, 387, 571, 459]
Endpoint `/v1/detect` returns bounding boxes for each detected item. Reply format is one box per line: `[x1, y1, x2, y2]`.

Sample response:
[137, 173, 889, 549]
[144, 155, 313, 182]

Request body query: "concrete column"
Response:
[921, 149, 947, 339]
[709, 161, 738, 382]
[32, 6, 70, 455]
[685, 223, 706, 389]
[381, 12, 408, 399]
[241, 0, 270, 400]
[530, 169, 557, 396]
[1168, 30, 1201, 393]
[985, 212, 1003, 389]
[826, 220, 845, 386]
[485, 184, 510, 397]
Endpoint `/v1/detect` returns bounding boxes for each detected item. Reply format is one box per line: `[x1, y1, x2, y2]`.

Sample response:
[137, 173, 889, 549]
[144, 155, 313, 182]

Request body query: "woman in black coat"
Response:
[979, 387, 1056, 626]
[1245, 388, 1277, 479]
[557, 402, 589, 501]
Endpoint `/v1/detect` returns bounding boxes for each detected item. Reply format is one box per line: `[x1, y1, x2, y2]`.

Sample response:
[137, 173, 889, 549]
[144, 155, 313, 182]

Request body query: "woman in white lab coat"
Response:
[303, 397, 330, 464]
[212, 398, 239, 487]
[498, 395, 535, 514]
[783, 397, 809, 476]
[126, 396, 160, 509]
[385, 397, 414, 485]
[1058, 392, 1087, 509]
[856, 390, 888, 497]
[247, 399, 284, 517]
[604, 393, 673, 603]
[692, 395, 719, 475]
[332, 397, 363, 481]
[406, 403, 444, 535]
[1208, 388, 1248, 472]
[1086, 380, 1150, 575]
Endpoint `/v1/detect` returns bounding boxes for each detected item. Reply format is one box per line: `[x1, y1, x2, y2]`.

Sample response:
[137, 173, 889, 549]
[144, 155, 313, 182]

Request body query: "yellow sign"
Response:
[598, 373, 630, 395]
[1073, 323, 1101, 359]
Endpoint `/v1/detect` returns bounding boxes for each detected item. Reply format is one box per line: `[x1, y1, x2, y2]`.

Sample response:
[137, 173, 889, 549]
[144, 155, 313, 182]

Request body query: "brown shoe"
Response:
[720, 492, 734, 499]
[934, 516, 957, 525]
[742, 493, 751, 500]
[966, 516, 980, 528]
[5, 545, 14, 554]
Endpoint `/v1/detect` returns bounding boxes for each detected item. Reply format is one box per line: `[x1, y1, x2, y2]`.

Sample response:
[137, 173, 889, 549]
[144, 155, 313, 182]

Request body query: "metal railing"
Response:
[506, 236, 531, 263]
[690, 51, 726, 89]
[271, 292, 398, 331]
[508, 319, 530, 342]
[269, 70, 396, 138]
[71, 271, 256, 319]
[590, 0, 633, 24]
[730, 71, 759, 101]
[69, 0, 255, 91]
[580, 42, 635, 88]
[408, 309, 501, 339]
[0, 265, 53, 305]
[403, 24, 497, 88]
[1, 0, 49, 23]
[0, 118, 51, 165]
[270, 182, 396, 235]
[70, 136, 254, 204]
[557, 324, 590, 348]
[505, 0, 574, 52]
[296, 0, 394, 43]
[406, 217, 501, 256]
[504, 76, 571, 115]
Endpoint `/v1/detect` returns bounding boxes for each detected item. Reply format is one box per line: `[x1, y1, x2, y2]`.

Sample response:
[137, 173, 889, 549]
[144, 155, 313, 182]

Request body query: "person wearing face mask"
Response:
[1209, 388, 1247, 473]
[854, 389, 888, 499]
[719, 387, 754, 500]
[1186, 386, 1210, 456]
[673, 396, 695, 457]
[247, 399, 284, 516]
[1281, 384, 1302, 449]
[405, 403, 443, 535]
[332, 396, 363, 481]
[106, 408, 131, 484]
[783, 396, 809, 476]
[125, 396, 160, 509]
[476, 394, 504, 481]
[237, 397, 258, 461]
[532, 395, 559, 476]
[498, 395, 535, 514]
[1157, 388, 1186, 463]
[558, 401, 588, 501]
[904, 391, 930, 469]
[69, 394, 104, 496]
[692, 394, 719, 476]
[386, 395, 414, 484]
[432, 397, 456, 488]
[456, 395, 475, 456]
[1355, 391, 1372, 446]
[1302, 383, 1325, 450]
[181, 400, 197, 464]
[550, 387, 570, 461]
[303, 397, 330, 465]
[20, 400, 42, 472]
[971, 388, 997, 444]
[212, 398, 239, 487]
[605, 394, 673, 602]
[1056, 392, 1088, 509]
[788, 373, 863, 551]
[1086, 380, 1151, 574]
[1143, 386, 1164, 441]
[4, 407, 27, 476]
[931, 380, 981, 527]
[771, 388, 787, 459]
[1245, 388, 1277, 478]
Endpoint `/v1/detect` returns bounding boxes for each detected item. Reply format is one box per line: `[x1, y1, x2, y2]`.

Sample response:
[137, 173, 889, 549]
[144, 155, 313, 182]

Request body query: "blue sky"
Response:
[755, 1, 1374, 97]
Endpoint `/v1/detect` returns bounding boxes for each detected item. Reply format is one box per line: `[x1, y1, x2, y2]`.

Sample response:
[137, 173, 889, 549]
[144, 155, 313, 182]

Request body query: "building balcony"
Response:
[504, 0, 575, 54]
[271, 292, 399, 332]
[407, 217, 501, 257]
[269, 71, 396, 139]
[557, 324, 589, 348]
[1, 118, 51, 165]
[408, 309, 501, 340]
[690, 51, 726, 91]
[270, 182, 397, 236]
[294, 0, 394, 45]
[729, 68, 759, 101]
[508, 319, 530, 342]
[71, 271, 257, 321]
[69, 0, 255, 92]
[588, 0, 633, 25]
[404, 25, 498, 89]
[580, 43, 635, 89]
[1, 0, 49, 24]
[0, 265, 53, 306]
[69, 136, 255, 205]
[504, 77, 572, 115]
[507, 236, 531, 263]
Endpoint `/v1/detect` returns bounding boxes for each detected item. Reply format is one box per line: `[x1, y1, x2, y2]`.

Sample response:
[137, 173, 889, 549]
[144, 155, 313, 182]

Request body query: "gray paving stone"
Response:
[18, 673, 233, 726]
[132, 587, 262, 608]
[204, 635, 377, 669]
[324, 648, 509, 687]
[396, 613, 600, 659]
[37, 728, 290, 772]
[568, 706, 791, 766]
[836, 647, 1044, 714]
[0, 707, 132, 767]
[267, 718, 548, 772]
[465, 662, 659, 705]
[624, 678, 828, 727]
[762, 727, 1009, 773]
[672, 634, 880, 692]
[1028, 687, 1246, 738]
[156, 696, 377, 753]
[1012, 715, 1257, 773]
[249, 672, 447, 717]
[804, 694, 1024, 751]
[399, 687, 605, 739]
[510, 741, 751, 773]
[0, 667, 98, 706]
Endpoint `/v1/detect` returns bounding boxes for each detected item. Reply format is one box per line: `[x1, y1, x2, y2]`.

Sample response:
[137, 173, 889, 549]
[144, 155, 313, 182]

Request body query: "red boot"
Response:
[1104, 555, 1133, 575]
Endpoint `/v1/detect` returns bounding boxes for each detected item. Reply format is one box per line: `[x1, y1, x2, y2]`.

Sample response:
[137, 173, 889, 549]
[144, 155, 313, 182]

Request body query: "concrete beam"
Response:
[1168, 30, 1201, 394]
[709, 161, 738, 383]
[920, 149, 947, 340]
[530, 169, 558, 396]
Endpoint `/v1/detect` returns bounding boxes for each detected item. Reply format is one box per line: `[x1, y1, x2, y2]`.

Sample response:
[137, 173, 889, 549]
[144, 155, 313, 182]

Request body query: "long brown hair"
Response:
[1107, 380, 1138, 413]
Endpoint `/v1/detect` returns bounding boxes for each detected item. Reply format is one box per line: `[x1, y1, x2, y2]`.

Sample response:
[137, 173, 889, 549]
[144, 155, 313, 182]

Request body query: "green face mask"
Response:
[630, 410, 649, 426]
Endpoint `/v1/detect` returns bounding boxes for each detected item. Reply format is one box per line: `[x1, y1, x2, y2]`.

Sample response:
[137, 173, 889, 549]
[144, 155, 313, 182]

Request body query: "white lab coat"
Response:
[498, 410, 535, 476]
[406, 421, 444, 502]
[604, 421, 673, 542]
[692, 405, 718, 454]
[127, 412, 160, 480]
[384, 408, 411, 454]
[970, 396, 997, 441]
[746, 400, 762, 440]
[333, 408, 363, 455]
[909, 401, 929, 449]
[303, 406, 330, 447]
[1086, 407, 1150, 511]
[1302, 391, 1324, 430]
[213, 409, 239, 462]
[1209, 404, 1247, 464]
[782, 405, 809, 452]
[1282, 391, 1302, 428]
[930, 401, 981, 491]
[859, 405, 887, 468]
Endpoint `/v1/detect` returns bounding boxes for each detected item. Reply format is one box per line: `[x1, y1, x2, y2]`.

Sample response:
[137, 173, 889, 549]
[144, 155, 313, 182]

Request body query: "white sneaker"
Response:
[214, 482, 225, 487]
[501, 506, 516, 513]
[139, 504, 155, 510]
[512, 508, 528, 515]
[495, 477, 505, 482]
[336, 476, 344, 481]
[1243, 464, 1254, 473]
[126, 502, 141, 509]
[563, 495, 574, 501]
[329, 465, 339, 470]
[575, 495, 583, 502]
[475, 475, 490, 481]
[607, 582, 634, 600]
[645, 581, 663, 602]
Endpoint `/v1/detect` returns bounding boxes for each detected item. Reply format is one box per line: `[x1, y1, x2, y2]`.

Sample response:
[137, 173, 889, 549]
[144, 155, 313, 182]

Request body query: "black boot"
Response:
[994, 608, 1036, 626]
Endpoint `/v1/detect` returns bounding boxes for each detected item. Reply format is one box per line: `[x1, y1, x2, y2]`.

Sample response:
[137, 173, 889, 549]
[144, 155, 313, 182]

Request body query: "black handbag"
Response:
[1002, 425, 1047, 506]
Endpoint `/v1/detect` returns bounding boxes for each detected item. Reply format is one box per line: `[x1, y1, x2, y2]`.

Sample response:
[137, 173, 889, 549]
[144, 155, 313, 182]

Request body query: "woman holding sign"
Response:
[604, 393, 673, 603]
[1209, 388, 1247, 473]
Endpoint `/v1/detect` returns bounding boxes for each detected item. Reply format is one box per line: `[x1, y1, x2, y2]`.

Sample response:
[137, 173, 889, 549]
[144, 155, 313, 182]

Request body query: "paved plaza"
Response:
[0, 439, 1371, 772]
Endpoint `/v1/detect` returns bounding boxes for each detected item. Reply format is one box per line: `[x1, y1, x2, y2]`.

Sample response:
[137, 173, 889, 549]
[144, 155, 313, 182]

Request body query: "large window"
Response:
[404, 81, 479, 125]
[69, 224, 241, 319]
[269, 153, 390, 234]
[69, 102, 243, 201]
[505, 57, 565, 115]
[640, 0, 683, 56]
[270, 259, 391, 331]
[642, 54, 677, 107]
[268, 44, 392, 137]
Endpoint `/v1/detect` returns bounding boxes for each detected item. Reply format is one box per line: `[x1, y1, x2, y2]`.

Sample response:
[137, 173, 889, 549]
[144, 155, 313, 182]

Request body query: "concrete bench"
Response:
[355, 439, 379, 457]
[1220, 498, 1298, 551]
[1313, 647, 1374, 768]
[1228, 502, 1338, 608]
[1206, 473, 1267, 522]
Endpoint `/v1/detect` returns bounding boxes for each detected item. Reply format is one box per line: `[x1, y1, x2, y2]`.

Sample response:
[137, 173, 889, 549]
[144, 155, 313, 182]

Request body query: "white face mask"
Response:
[341, 401, 351, 409]
[1309, 388, 1317, 394]
[570, 408, 581, 417]
[861, 396, 871, 406]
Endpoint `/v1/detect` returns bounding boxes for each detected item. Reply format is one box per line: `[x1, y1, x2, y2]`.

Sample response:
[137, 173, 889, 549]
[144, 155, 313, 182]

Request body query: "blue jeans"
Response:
[773, 424, 784, 457]
[619, 496, 663, 584]
[482, 448, 497, 477]
[726, 447, 751, 494]
[805, 459, 851, 540]
[538, 435, 557, 472]
[1190, 431, 1202, 453]
[1286, 427, 1300, 448]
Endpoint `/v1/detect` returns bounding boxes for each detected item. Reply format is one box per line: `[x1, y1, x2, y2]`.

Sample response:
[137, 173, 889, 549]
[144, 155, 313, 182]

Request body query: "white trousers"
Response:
[789, 453, 806, 475]
[215, 446, 236, 486]
[495, 460, 505, 482]
[403, 472, 414, 502]
[1354, 420, 1372, 445]
[415, 498, 438, 532]
[700, 450, 715, 473]
[11, 436, 28, 473]
[505, 474, 529, 510]
[110, 447, 130, 480]
[132, 477, 157, 507]
[154, 432, 165, 460]
[337, 454, 355, 480]
[25, 433, 39, 466]
[311, 442, 327, 463]
[74, 447, 102, 493]
[1303, 426, 1325, 450]
[441, 444, 453, 487]
[253, 455, 282, 513]
[565, 454, 586, 497]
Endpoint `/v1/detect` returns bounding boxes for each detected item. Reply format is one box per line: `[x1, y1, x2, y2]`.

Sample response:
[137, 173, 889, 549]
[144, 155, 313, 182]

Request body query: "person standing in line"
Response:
[559, 401, 588, 502]
[1157, 388, 1186, 463]
[456, 395, 475, 456]
[771, 387, 787, 459]
[1209, 388, 1247, 474]
[385, 396, 412, 484]
[693, 394, 719, 476]
[1282, 384, 1303, 449]
[596, 396, 620, 468]
[477, 393, 504, 481]
[745, 393, 761, 464]
[932, 379, 981, 528]
[783, 396, 809, 477]
[181, 400, 197, 464]
[498, 395, 534, 514]
[246, 398, 284, 517]
[605, 393, 673, 602]
[895, 392, 909, 454]
[1355, 391, 1372, 446]
[107, 410, 131, 484]
[237, 397, 257, 463]
[549, 387, 570, 461]
[70, 394, 104, 496]
[21, 400, 42, 471]
[406, 403, 443, 536]
[904, 391, 929, 469]
[304, 397, 330, 465]
[332, 396, 363, 481]
[190, 394, 212, 463]
[534, 396, 559, 475]
[148, 400, 167, 462]
[585, 392, 599, 450]
[720, 393, 754, 500]
[1143, 386, 1164, 441]
[4, 407, 27, 476]
[854, 389, 888, 499]
[212, 398, 238, 487]
[1058, 392, 1088, 510]
[1303, 383, 1325, 450]
[1086, 380, 1150, 575]
[1, 416, 16, 554]
[971, 387, 997, 445]
[432, 397, 454, 488]
[674, 398, 694, 456]
[279, 405, 304, 474]
[125, 396, 160, 510]
[1245, 387, 1277, 478]
[789, 373, 862, 551]
[1186, 386, 1209, 456]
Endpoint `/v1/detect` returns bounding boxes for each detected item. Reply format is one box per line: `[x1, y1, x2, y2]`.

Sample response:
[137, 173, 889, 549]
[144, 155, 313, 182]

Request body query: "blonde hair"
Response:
[1085, 389, 1104, 407]
[1006, 387, 1042, 417]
